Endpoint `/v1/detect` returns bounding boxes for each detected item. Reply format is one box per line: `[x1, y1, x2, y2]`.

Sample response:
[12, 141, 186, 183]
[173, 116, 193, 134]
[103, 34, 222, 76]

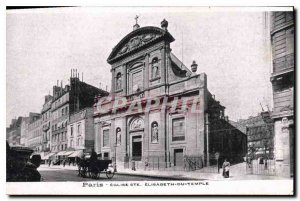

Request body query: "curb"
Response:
[114, 171, 202, 181]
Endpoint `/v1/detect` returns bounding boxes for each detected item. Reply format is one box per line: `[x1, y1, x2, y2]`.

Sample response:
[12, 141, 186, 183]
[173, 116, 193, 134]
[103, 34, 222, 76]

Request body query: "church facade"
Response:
[93, 19, 246, 170]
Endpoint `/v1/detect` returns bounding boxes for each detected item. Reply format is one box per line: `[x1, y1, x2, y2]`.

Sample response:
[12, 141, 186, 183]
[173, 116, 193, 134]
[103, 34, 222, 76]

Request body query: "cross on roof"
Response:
[135, 15, 139, 24]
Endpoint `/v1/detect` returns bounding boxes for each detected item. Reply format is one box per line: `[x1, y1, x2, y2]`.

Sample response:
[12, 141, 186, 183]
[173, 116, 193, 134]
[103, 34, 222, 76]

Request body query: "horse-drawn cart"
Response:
[78, 158, 115, 179]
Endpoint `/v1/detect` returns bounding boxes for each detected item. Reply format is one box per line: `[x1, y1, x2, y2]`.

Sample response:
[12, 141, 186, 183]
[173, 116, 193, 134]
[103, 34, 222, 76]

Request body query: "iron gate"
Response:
[246, 157, 276, 176]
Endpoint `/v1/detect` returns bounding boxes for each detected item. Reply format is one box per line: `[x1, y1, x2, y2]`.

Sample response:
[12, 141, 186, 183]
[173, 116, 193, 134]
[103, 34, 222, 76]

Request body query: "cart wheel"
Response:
[106, 169, 115, 179]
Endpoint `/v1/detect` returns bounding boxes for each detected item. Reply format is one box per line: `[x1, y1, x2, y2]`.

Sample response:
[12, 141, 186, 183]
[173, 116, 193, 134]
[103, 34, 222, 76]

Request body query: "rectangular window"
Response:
[104, 152, 109, 160]
[103, 129, 109, 147]
[131, 70, 143, 93]
[61, 108, 64, 116]
[77, 123, 81, 135]
[172, 117, 185, 141]
[71, 126, 73, 136]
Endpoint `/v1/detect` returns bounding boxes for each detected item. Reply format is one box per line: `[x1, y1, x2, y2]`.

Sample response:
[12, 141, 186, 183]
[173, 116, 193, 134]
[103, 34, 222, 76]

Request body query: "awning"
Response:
[62, 151, 74, 156]
[68, 150, 83, 158]
[42, 152, 56, 160]
[57, 151, 66, 156]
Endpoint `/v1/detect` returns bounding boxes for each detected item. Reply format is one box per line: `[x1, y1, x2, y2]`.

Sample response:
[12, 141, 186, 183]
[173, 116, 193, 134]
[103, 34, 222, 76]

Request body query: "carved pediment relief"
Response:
[129, 117, 144, 130]
[118, 33, 160, 56]
[107, 26, 175, 64]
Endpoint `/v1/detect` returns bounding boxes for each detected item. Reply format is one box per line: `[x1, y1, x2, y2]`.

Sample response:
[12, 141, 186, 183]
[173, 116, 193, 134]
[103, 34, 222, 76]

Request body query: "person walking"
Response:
[222, 159, 230, 178]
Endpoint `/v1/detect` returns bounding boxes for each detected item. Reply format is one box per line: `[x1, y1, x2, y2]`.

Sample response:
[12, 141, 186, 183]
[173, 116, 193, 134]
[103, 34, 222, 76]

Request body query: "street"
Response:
[38, 167, 180, 182]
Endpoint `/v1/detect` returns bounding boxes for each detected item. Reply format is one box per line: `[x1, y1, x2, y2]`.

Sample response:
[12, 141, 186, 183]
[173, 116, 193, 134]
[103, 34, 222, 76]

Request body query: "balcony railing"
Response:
[273, 53, 294, 74]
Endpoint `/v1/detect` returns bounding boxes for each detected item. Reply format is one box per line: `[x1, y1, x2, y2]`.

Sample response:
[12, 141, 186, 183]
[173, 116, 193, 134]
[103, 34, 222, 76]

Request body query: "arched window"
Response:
[116, 72, 122, 90]
[116, 127, 121, 145]
[151, 58, 159, 79]
[151, 121, 159, 143]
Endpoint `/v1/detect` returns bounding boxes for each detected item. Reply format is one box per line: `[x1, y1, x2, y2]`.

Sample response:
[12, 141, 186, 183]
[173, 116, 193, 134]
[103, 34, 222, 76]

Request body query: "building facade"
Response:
[270, 11, 294, 177]
[20, 117, 30, 146]
[246, 112, 274, 158]
[67, 107, 95, 153]
[51, 72, 108, 154]
[6, 117, 23, 146]
[27, 115, 43, 152]
[94, 20, 247, 170]
[41, 95, 53, 152]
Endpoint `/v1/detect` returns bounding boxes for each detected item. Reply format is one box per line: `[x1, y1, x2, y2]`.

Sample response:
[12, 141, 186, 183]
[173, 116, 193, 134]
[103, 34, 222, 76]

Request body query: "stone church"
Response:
[94, 19, 247, 170]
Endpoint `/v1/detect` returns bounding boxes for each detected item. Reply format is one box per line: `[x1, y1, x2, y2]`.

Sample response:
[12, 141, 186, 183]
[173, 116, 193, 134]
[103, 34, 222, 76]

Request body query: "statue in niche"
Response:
[151, 58, 159, 79]
[116, 73, 122, 90]
[151, 122, 158, 143]
[116, 128, 121, 145]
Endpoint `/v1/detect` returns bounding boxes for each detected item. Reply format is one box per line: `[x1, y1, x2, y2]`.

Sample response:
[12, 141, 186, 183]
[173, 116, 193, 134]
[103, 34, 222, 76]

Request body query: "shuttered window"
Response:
[103, 129, 109, 147]
[172, 117, 185, 141]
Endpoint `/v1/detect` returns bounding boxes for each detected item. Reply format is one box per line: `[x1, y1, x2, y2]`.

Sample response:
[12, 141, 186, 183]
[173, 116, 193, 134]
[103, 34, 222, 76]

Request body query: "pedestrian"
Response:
[90, 149, 97, 162]
[22, 154, 42, 182]
[63, 159, 66, 167]
[222, 159, 230, 178]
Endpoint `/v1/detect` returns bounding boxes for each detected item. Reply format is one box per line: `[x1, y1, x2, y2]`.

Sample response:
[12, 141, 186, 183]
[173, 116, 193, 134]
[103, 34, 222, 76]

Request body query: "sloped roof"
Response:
[169, 53, 192, 76]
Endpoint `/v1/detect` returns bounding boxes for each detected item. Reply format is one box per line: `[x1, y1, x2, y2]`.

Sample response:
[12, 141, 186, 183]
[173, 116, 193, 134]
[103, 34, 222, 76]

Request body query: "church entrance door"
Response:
[131, 135, 142, 161]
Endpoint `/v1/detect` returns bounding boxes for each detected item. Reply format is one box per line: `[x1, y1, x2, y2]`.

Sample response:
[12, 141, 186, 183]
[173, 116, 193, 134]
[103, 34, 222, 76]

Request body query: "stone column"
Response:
[144, 53, 149, 91]
[144, 111, 150, 160]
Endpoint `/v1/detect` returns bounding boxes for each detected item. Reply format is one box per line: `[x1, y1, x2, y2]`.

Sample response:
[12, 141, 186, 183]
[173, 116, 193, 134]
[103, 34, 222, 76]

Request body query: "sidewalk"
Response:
[39, 163, 290, 181]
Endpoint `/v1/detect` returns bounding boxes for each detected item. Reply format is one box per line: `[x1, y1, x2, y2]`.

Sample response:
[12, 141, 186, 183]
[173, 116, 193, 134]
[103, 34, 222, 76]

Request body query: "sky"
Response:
[6, 7, 273, 126]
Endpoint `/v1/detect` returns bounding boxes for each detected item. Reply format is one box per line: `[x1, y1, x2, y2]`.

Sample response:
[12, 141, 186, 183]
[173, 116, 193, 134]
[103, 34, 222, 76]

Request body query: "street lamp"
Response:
[114, 143, 117, 172]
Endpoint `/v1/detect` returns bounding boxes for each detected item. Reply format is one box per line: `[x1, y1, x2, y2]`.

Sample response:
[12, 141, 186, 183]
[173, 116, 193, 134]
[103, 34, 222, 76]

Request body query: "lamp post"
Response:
[114, 143, 117, 172]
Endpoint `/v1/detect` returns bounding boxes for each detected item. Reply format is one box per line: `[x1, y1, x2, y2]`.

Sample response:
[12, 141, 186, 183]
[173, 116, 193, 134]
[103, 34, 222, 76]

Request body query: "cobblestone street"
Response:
[38, 166, 184, 182]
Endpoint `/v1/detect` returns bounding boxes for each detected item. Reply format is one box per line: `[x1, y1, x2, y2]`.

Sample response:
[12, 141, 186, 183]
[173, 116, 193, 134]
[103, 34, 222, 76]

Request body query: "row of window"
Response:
[52, 93, 69, 110]
[52, 121, 68, 131]
[42, 110, 51, 122]
[52, 132, 67, 143]
[115, 57, 161, 92]
[101, 117, 185, 147]
[52, 105, 69, 120]
[69, 137, 83, 148]
[51, 143, 67, 152]
[28, 128, 42, 140]
[70, 123, 82, 136]
[28, 120, 42, 130]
